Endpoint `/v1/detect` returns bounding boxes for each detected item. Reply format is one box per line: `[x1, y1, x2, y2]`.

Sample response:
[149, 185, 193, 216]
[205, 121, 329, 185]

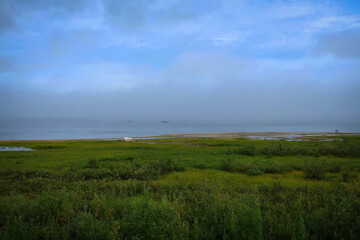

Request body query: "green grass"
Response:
[1, 137, 360, 239]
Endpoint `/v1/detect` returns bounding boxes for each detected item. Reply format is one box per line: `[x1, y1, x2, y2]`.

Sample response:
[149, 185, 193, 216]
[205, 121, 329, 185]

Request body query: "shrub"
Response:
[224, 198, 263, 240]
[227, 144, 257, 156]
[342, 172, 358, 182]
[239, 143, 256, 156]
[194, 163, 206, 169]
[151, 158, 184, 174]
[303, 160, 327, 180]
[0, 170, 53, 180]
[124, 156, 134, 161]
[98, 157, 120, 162]
[343, 172, 351, 182]
[246, 168, 263, 176]
[292, 200, 306, 240]
[87, 159, 99, 169]
[79, 168, 112, 180]
[221, 158, 235, 172]
[117, 197, 187, 240]
[327, 162, 341, 173]
[67, 212, 112, 240]
[262, 146, 274, 158]
[220, 159, 294, 176]
[0, 217, 41, 240]
[273, 143, 290, 156]
[261, 162, 292, 174]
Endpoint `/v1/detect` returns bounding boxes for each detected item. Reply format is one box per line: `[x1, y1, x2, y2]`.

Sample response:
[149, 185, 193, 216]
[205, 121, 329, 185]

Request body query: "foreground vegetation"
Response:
[1, 136, 360, 239]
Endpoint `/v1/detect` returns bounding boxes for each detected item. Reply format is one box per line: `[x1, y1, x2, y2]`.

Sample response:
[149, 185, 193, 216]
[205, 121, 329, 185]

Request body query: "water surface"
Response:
[0, 119, 359, 140]
[0, 146, 34, 151]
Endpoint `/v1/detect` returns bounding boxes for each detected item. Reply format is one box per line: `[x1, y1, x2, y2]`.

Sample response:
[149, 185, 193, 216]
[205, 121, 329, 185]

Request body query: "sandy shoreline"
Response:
[0, 131, 359, 142]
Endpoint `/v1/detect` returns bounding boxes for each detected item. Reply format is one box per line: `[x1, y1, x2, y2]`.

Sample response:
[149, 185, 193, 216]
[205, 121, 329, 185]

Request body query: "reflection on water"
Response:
[0, 146, 34, 151]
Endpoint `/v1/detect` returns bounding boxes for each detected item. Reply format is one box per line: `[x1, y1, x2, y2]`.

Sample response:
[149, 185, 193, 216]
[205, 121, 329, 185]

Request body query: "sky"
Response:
[0, 0, 360, 123]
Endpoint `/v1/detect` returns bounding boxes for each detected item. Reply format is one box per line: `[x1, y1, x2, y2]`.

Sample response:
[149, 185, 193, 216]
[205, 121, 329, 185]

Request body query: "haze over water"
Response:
[0, 119, 358, 140]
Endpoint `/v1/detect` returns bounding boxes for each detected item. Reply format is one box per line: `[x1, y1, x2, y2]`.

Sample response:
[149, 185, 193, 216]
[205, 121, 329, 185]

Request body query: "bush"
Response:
[342, 172, 358, 182]
[0, 217, 41, 240]
[117, 197, 187, 240]
[246, 168, 263, 176]
[327, 162, 341, 173]
[223, 198, 263, 240]
[343, 172, 351, 182]
[221, 158, 235, 172]
[260, 162, 292, 174]
[194, 163, 206, 169]
[303, 160, 327, 180]
[220, 159, 293, 176]
[262, 146, 274, 158]
[239, 143, 256, 156]
[227, 144, 256, 156]
[151, 158, 185, 174]
[68, 212, 113, 240]
[0, 170, 53, 180]
[87, 159, 99, 169]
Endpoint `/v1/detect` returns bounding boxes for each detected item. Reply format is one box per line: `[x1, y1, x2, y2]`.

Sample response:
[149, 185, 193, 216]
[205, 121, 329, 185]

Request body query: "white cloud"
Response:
[308, 15, 360, 32]
[210, 31, 250, 46]
[265, 0, 319, 20]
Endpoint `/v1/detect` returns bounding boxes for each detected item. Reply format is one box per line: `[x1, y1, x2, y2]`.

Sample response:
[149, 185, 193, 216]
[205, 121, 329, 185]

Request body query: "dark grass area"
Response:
[0, 136, 360, 239]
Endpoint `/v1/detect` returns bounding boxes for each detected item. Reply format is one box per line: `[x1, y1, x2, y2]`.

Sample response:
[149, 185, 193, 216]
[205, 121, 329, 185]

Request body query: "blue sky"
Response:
[0, 0, 360, 121]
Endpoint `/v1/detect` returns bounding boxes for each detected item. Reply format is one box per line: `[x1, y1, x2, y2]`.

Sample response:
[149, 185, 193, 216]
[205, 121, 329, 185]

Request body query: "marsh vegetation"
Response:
[0, 137, 360, 239]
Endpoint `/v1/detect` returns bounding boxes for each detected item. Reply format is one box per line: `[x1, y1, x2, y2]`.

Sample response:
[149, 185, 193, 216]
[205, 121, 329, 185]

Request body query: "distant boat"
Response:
[126, 120, 132, 123]
[160, 120, 169, 124]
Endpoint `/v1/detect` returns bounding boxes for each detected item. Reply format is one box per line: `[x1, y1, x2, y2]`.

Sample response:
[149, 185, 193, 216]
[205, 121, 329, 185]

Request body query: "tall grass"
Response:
[1, 137, 360, 239]
[224, 139, 360, 158]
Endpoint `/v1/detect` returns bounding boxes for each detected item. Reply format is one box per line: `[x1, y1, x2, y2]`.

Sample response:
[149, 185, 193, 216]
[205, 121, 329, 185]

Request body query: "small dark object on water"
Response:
[335, 129, 339, 134]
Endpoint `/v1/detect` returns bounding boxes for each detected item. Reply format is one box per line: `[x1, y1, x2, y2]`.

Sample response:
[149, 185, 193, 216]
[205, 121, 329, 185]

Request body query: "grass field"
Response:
[1, 136, 360, 239]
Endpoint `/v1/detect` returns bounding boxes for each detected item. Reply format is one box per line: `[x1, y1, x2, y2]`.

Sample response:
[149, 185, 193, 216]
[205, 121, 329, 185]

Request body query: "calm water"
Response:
[0, 119, 359, 140]
[0, 146, 34, 151]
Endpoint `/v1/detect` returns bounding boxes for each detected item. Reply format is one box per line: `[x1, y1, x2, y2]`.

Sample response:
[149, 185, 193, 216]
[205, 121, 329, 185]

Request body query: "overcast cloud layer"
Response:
[1, 0, 360, 122]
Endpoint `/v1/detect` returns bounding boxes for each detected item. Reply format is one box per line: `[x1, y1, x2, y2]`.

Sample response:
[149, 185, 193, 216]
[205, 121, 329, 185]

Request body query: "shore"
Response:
[137, 131, 360, 141]
[1, 131, 360, 142]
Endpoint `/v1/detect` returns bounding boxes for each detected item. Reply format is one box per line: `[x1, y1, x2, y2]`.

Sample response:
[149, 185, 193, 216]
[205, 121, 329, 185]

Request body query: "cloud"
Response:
[13, 0, 89, 14]
[151, 0, 218, 23]
[48, 29, 103, 57]
[0, 0, 92, 33]
[104, 0, 154, 30]
[103, 0, 218, 33]
[1, 0, 360, 123]
[0, 56, 15, 71]
[309, 16, 360, 32]
[210, 31, 250, 46]
[315, 28, 360, 58]
[263, 0, 318, 20]
[3, 0, 359, 51]
[0, 1, 16, 31]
